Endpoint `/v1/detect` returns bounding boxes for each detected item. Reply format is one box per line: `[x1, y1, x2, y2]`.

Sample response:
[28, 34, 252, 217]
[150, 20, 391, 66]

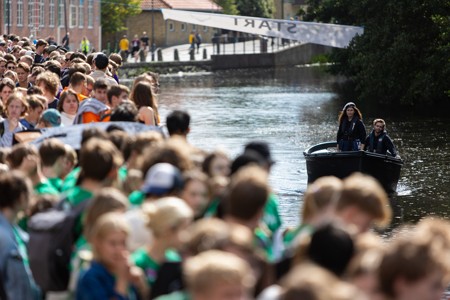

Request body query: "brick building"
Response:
[1, 0, 101, 51]
[116, 0, 222, 49]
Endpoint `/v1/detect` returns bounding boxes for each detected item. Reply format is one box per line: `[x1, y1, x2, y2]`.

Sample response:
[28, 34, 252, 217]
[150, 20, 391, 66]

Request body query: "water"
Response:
[154, 67, 450, 228]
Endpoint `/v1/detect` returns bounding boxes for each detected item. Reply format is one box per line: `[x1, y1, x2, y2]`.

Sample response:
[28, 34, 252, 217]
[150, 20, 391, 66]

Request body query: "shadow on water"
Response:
[153, 67, 450, 228]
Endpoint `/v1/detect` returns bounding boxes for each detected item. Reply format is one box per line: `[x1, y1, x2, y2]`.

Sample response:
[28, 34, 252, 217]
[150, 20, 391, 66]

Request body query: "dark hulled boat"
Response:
[303, 142, 403, 195]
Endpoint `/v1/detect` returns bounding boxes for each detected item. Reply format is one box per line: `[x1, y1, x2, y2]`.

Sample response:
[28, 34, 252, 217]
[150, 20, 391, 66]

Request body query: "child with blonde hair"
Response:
[76, 212, 148, 299]
[131, 197, 193, 290]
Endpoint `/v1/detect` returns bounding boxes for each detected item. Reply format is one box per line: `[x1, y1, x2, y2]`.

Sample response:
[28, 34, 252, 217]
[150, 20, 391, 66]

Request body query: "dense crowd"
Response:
[1, 33, 450, 300]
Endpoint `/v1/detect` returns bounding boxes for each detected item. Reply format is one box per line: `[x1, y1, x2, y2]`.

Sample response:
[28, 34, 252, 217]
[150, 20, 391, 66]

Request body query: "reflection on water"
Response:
[155, 67, 450, 228]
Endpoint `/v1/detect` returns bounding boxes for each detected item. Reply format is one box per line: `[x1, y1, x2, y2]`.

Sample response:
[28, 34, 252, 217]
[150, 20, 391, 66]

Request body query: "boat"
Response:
[303, 142, 403, 195]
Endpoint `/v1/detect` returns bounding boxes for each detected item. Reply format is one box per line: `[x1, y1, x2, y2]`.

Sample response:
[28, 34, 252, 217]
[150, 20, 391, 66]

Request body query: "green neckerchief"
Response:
[203, 198, 220, 218]
[12, 225, 29, 267]
[118, 165, 128, 181]
[48, 177, 64, 192]
[34, 180, 60, 196]
[131, 248, 181, 286]
[128, 190, 145, 207]
[263, 193, 282, 234]
[283, 223, 314, 248]
[61, 167, 81, 192]
[254, 227, 274, 262]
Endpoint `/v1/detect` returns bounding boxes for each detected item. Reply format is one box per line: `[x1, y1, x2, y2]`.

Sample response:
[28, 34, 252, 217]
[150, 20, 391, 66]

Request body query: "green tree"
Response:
[303, 0, 450, 108]
[236, 0, 275, 18]
[101, 0, 142, 35]
[214, 0, 239, 15]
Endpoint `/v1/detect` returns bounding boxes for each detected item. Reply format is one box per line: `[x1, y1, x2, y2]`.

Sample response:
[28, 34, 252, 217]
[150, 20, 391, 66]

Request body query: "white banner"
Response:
[161, 9, 363, 49]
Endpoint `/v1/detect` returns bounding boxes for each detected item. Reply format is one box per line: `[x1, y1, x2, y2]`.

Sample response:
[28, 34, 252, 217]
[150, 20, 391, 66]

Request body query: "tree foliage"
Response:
[101, 0, 142, 35]
[302, 0, 450, 107]
[214, 0, 239, 15]
[236, 0, 275, 18]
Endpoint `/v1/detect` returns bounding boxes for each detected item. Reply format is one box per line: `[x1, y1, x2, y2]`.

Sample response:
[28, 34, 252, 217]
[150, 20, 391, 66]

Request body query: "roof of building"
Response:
[141, 0, 222, 12]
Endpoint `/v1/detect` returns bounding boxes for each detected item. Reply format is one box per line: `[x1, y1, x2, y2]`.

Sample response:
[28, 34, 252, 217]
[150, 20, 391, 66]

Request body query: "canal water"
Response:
[155, 67, 450, 229]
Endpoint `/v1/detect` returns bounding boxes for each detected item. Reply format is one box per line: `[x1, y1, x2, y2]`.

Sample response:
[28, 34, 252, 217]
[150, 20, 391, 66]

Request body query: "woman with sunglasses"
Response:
[337, 102, 367, 151]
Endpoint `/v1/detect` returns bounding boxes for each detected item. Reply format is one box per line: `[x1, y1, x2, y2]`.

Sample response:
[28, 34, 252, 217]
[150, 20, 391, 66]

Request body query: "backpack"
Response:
[27, 199, 90, 292]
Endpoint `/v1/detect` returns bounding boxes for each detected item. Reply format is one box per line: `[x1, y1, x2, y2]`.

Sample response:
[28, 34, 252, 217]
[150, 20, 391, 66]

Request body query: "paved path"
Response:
[123, 40, 301, 63]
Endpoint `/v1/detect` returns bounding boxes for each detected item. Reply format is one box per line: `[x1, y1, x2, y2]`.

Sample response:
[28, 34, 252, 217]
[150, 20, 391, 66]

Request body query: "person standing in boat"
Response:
[337, 102, 366, 151]
[364, 118, 397, 157]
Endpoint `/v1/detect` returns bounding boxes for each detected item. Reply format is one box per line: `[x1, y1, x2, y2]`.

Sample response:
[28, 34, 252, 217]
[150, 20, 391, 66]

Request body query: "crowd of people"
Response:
[1, 33, 449, 300]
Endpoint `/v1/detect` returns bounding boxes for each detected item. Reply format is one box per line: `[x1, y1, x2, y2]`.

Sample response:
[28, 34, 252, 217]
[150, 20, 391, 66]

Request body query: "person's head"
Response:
[181, 170, 209, 217]
[373, 118, 386, 134]
[68, 71, 86, 93]
[0, 57, 7, 76]
[109, 53, 122, 67]
[302, 176, 342, 226]
[36, 71, 60, 99]
[184, 250, 255, 300]
[5, 92, 28, 119]
[37, 108, 62, 128]
[339, 102, 363, 123]
[110, 100, 138, 122]
[306, 222, 355, 277]
[57, 89, 79, 115]
[226, 165, 269, 226]
[38, 138, 68, 175]
[5, 61, 17, 72]
[19, 55, 34, 67]
[16, 62, 30, 84]
[166, 110, 191, 136]
[35, 39, 48, 53]
[83, 75, 95, 97]
[3, 70, 17, 83]
[378, 223, 450, 300]
[6, 143, 39, 177]
[92, 79, 108, 103]
[0, 77, 15, 104]
[28, 66, 45, 85]
[25, 94, 45, 123]
[62, 144, 77, 179]
[93, 52, 109, 70]
[89, 212, 129, 268]
[141, 163, 184, 198]
[202, 150, 230, 177]
[107, 84, 129, 108]
[79, 138, 123, 184]
[130, 81, 157, 110]
[143, 197, 193, 248]
[244, 141, 275, 171]
[84, 188, 128, 240]
[0, 171, 32, 216]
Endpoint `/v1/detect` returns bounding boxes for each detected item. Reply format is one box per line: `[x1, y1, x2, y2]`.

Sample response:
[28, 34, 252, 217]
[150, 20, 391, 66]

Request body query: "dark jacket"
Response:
[364, 130, 397, 157]
[337, 117, 366, 151]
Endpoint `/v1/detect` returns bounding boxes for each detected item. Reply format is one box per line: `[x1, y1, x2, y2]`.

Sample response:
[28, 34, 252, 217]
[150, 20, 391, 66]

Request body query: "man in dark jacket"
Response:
[364, 119, 397, 157]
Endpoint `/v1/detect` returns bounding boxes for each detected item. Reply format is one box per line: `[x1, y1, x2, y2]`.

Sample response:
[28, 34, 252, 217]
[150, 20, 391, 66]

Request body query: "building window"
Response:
[17, 0, 24, 26]
[203, 26, 208, 32]
[28, 1, 33, 27]
[4, 0, 11, 26]
[39, 0, 45, 27]
[168, 22, 174, 32]
[58, 0, 65, 27]
[78, 0, 84, 28]
[192, 24, 196, 30]
[49, 0, 55, 27]
[181, 23, 186, 31]
[70, 0, 77, 28]
[88, 0, 93, 28]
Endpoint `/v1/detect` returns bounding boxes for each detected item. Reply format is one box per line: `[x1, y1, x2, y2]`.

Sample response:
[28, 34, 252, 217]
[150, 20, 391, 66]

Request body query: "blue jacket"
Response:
[76, 261, 138, 300]
[0, 213, 40, 299]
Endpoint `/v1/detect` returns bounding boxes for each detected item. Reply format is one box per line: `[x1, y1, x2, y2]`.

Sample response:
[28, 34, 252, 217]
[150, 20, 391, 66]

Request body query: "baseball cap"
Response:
[141, 163, 184, 196]
[40, 109, 62, 127]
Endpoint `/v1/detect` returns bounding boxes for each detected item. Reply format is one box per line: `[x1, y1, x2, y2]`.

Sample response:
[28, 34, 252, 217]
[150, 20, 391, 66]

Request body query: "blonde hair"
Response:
[84, 188, 128, 240]
[89, 212, 129, 244]
[143, 197, 193, 237]
[336, 173, 391, 227]
[184, 250, 255, 294]
[302, 176, 342, 223]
